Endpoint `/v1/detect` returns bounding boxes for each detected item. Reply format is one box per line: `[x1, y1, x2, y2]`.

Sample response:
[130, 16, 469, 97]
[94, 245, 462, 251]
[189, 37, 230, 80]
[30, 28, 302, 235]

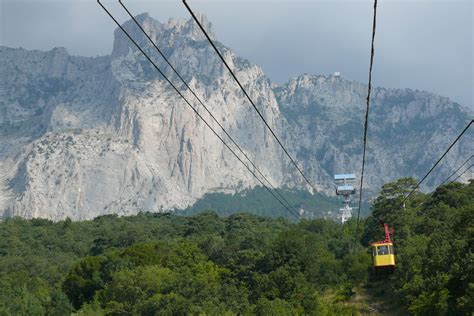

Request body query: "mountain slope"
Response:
[0, 13, 472, 220]
[275, 74, 472, 196]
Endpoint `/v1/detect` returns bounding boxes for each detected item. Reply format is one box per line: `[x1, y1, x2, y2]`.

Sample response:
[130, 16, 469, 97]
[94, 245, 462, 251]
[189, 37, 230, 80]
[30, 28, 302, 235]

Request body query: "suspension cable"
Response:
[449, 164, 473, 184]
[182, 0, 319, 194]
[440, 154, 473, 185]
[97, 0, 300, 219]
[353, 0, 378, 249]
[401, 120, 473, 205]
[119, 0, 300, 217]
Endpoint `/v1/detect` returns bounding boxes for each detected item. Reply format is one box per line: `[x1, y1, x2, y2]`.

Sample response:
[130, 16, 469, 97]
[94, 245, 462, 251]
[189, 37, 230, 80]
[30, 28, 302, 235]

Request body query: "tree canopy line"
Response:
[0, 178, 472, 315]
[176, 186, 372, 220]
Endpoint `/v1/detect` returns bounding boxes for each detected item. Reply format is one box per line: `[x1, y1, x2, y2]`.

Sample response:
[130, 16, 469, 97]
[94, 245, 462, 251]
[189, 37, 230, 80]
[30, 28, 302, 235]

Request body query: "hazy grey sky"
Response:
[1, 0, 472, 109]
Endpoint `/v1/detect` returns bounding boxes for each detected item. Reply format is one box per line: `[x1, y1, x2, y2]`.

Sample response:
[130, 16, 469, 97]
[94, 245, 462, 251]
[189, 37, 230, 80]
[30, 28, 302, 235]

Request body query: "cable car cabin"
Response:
[371, 242, 395, 267]
[370, 223, 396, 269]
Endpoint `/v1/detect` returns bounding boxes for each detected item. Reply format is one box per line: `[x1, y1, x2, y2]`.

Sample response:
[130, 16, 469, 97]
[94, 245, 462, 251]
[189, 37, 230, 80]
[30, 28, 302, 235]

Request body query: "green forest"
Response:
[176, 186, 364, 219]
[0, 179, 472, 315]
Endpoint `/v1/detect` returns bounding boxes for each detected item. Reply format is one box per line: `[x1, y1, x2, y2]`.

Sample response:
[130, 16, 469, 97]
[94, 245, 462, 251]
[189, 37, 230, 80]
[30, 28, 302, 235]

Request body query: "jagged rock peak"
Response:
[284, 73, 359, 90]
[112, 12, 216, 57]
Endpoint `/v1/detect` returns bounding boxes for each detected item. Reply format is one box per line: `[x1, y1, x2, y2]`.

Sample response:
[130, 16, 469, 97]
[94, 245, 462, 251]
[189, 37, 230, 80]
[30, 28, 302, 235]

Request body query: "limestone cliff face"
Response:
[0, 14, 472, 220]
[275, 74, 473, 196]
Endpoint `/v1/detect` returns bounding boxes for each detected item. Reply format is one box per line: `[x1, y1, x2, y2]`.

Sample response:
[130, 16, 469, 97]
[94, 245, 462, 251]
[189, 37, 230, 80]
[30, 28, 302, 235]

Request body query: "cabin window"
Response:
[377, 245, 389, 255]
[389, 245, 394, 254]
[373, 247, 377, 256]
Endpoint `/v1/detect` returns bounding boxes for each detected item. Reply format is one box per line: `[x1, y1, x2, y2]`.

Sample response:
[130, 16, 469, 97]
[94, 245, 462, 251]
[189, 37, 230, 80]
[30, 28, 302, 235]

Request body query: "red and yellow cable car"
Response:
[370, 222, 396, 269]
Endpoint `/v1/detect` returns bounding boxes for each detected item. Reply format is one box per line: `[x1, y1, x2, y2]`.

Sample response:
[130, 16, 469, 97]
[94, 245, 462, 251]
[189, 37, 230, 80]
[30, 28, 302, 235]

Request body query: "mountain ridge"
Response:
[0, 14, 472, 220]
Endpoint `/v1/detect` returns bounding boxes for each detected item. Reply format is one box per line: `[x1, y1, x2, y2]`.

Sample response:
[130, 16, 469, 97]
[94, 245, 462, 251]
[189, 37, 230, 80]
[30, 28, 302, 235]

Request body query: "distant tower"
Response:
[334, 174, 356, 223]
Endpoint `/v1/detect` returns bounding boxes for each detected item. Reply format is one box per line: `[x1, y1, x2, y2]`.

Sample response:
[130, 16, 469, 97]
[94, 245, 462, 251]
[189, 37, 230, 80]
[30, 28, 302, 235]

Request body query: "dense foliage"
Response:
[0, 179, 472, 315]
[0, 212, 366, 314]
[177, 186, 370, 219]
[363, 178, 473, 315]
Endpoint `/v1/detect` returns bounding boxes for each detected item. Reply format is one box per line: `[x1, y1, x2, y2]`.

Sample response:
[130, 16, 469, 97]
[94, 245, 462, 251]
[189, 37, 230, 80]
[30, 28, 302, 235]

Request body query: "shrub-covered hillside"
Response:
[363, 178, 473, 315]
[176, 186, 370, 219]
[0, 179, 472, 315]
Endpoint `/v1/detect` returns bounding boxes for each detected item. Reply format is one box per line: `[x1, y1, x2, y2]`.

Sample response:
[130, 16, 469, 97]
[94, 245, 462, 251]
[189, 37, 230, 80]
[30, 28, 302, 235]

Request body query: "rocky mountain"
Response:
[0, 13, 472, 220]
[275, 74, 472, 195]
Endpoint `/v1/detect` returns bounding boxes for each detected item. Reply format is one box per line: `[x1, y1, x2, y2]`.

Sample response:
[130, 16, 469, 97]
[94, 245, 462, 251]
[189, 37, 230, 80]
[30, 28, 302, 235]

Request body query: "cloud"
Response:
[0, 0, 472, 108]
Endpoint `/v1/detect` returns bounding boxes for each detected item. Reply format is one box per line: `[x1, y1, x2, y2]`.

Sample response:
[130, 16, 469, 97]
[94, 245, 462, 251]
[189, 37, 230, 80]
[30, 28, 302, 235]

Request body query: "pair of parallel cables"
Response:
[99, 0, 470, 224]
[447, 162, 473, 184]
[439, 154, 473, 185]
[185, 0, 473, 246]
[401, 120, 473, 205]
[98, 0, 314, 219]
